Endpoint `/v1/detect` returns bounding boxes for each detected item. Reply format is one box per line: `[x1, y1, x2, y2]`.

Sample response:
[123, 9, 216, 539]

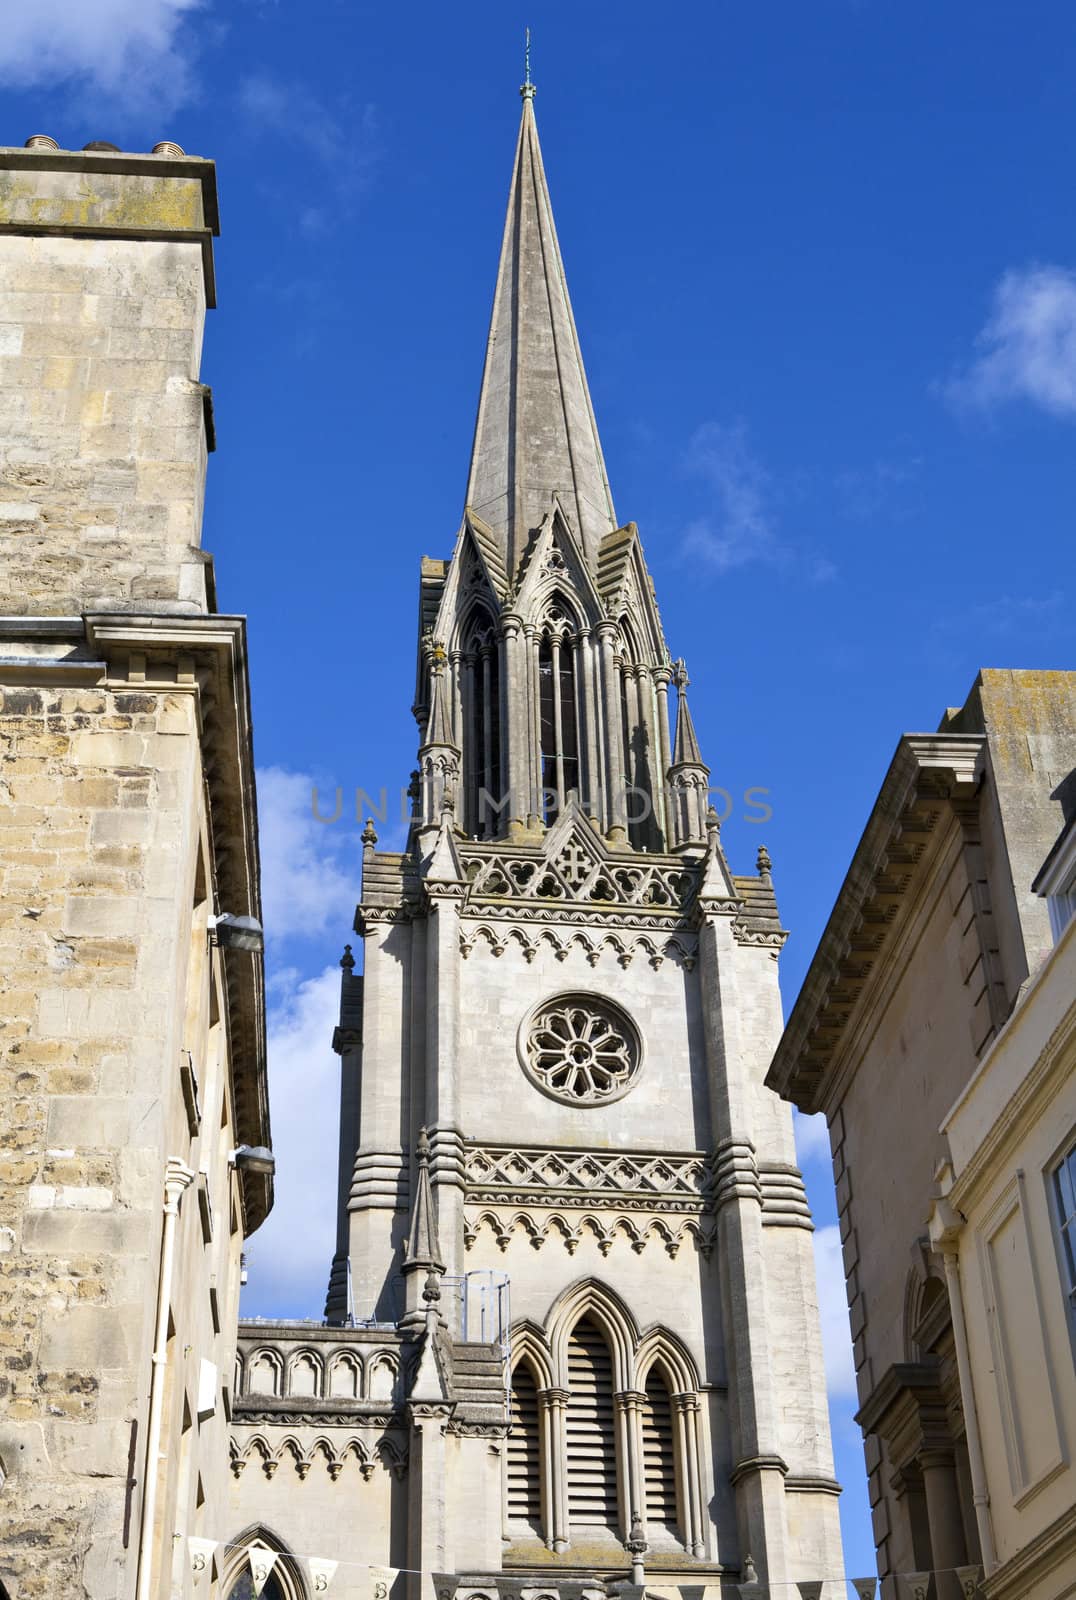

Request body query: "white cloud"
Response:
[241, 964, 341, 1316]
[681, 421, 836, 581]
[793, 1108, 832, 1167]
[812, 1223, 857, 1401]
[256, 766, 358, 948]
[239, 76, 380, 234]
[0, 0, 203, 111]
[682, 421, 782, 574]
[945, 264, 1076, 418]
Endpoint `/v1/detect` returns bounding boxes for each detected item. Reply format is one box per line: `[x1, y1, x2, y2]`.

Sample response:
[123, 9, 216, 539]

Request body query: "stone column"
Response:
[577, 628, 601, 824]
[501, 615, 527, 839]
[529, 629, 544, 828]
[407, 1405, 453, 1600]
[696, 904, 792, 1589]
[597, 621, 628, 842]
[550, 634, 566, 812]
[654, 665, 673, 845]
[424, 888, 465, 1307]
[920, 1446, 968, 1600]
[539, 1388, 570, 1553]
[616, 1390, 646, 1541]
[674, 1392, 707, 1556]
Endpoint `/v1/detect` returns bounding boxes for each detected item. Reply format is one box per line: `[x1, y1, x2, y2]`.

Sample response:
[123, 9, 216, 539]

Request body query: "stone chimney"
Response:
[0, 139, 220, 614]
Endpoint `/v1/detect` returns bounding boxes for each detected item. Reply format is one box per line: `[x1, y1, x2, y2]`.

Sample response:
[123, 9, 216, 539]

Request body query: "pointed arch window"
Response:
[462, 608, 502, 839]
[565, 1315, 618, 1531]
[538, 600, 579, 824]
[507, 1359, 543, 1534]
[641, 1365, 680, 1537]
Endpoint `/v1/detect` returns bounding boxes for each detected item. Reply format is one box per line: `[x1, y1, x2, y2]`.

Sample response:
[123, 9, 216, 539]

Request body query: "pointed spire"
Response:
[403, 1128, 444, 1278]
[465, 92, 617, 579]
[671, 660, 705, 768]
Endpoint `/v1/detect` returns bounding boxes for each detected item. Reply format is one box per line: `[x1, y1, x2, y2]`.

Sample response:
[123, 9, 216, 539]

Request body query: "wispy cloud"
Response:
[944, 264, 1076, 419]
[964, 590, 1067, 638]
[681, 421, 835, 582]
[256, 766, 357, 948]
[682, 422, 781, 574]
[834, 453, 924, 521]
[242, 963, 341, 1315]
[812, 1224, 857, 1401]
[239, 74, 380, 235]
[925, 589, 1068, 660]
[0, 0, 204, 114]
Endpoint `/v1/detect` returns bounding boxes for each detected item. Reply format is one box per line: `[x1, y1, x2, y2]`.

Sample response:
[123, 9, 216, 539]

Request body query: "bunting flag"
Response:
[248, 1548, 279, 1598]
[906, 1574, 931, 1600]
[955, 1568, 981, 1599]
[852, 1580, 878, 1600]
[736, 1585, 764, 1600]
[795, 1584, 823, 1600]
[188, 1538, 217, 1582]
[369, 1564, 399, 1600]
[309, 1557, 339, 1594]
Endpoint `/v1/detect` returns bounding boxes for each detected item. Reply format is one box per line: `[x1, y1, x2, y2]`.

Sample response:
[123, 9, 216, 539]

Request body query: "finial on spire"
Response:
[340, 943, 355, 970]
[520, 26, 535, 100]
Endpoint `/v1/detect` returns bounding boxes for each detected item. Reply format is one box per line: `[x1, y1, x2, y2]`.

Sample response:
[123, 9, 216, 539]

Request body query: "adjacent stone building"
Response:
[767, 669, 1076, 1600]
[0, 139, 270, 1598]
[225, 87, 844, 1600]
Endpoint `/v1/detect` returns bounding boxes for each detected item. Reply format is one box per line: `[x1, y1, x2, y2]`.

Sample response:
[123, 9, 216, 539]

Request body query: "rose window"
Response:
[520, 996, 641, 1105]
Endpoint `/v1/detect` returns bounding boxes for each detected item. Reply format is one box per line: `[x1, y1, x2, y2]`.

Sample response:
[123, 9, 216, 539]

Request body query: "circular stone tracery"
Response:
[520, 995, 641, 1105]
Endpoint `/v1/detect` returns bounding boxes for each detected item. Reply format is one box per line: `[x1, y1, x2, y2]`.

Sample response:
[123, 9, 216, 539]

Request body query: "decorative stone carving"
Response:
[519, 995, 640, 1105]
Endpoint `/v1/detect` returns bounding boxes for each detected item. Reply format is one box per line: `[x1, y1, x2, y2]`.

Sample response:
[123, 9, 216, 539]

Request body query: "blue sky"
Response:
[7, 0, 1076, 1584]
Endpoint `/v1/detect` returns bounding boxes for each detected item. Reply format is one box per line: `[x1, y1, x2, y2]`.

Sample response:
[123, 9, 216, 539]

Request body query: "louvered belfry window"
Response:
[641, 1368, 679, 1533]
[566, 1316, 618, 1530]
[507, 1362, 542, 1530]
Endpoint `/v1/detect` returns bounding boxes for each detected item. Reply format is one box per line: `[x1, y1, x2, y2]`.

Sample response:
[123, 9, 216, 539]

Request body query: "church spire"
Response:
[464, 89, 617, 581]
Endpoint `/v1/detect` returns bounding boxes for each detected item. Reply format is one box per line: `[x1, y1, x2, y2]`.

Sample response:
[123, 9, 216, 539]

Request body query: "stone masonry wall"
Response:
[0, 677, 249, 1600]
[0, 160, 213, 616]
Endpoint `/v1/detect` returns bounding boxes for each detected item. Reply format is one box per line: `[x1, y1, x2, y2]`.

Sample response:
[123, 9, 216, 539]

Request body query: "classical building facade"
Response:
[226, 89, 844, 1600]
[768, 669, 1076, 1600]
[0, 138, 270, 1600]
[926, 811, 1076, 1600]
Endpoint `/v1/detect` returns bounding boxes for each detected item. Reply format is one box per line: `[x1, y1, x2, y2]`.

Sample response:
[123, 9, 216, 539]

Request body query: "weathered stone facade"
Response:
[768, 669, 1076, 1600]
[0, 140, 268, 1600]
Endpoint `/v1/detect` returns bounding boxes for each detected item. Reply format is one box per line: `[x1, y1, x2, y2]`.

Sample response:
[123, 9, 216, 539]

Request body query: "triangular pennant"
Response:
[955, 1569, 981, 1600]
[737, 1587, 765, 1600]
[796, 1584, 823, 1600]
[188, 1538, 216, 1581]
[370, 1566, 399, 1600]
[852, 1581, 878, 1600]
[310, 1558, 339, 1594]
[906, 1576, 931, 1600]
[248, 1548, 278, 1598]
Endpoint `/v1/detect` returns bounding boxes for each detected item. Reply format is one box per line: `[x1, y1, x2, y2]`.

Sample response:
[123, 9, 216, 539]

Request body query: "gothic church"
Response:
[228, 87, 844, 1598]
[0, 82, 843, 1600]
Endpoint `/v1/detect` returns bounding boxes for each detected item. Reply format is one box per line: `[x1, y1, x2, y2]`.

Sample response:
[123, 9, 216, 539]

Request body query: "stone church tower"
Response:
[227, 88, 843, 1600]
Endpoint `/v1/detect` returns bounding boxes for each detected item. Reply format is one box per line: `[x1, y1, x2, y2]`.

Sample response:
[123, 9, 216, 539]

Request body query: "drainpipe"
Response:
[135, 1158, 195, 1600]
[929, 1194, 998, 1574]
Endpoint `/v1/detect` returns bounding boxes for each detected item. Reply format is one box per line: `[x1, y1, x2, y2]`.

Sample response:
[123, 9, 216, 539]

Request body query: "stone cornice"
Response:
[766, 733, 985, 1116]
[854, 1359, 942, 1438]
[80, 613, 271, 1228]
